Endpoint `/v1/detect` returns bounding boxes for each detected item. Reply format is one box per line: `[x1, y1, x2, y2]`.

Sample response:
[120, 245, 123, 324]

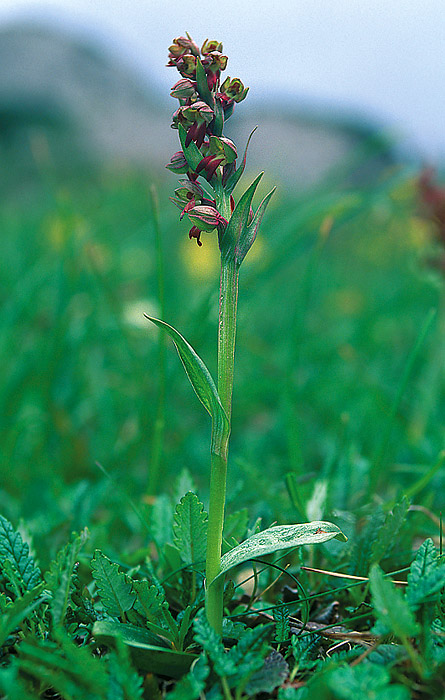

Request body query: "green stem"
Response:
[205, 245, 239, 633]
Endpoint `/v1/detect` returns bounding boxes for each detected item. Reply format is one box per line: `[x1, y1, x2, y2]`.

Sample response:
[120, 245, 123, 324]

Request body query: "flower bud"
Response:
[208, 136, 237, 165]
[169, 35, 200, 58]
[219, 77, 249, 103]
[182, 100, 214, 125]
[174, 180, 205, 203]
[165, 151, 189, 174]
[176, 54, 197, 77]
[170, 78, 197, 99]
[187, 205, 227, 232]
[202, 51, 228, 74]
[201, 39, 223, 54]
[196, 154, 224, 180]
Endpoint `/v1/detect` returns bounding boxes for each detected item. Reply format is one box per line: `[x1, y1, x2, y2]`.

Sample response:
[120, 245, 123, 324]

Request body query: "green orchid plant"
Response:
[146, 33, 346, 634]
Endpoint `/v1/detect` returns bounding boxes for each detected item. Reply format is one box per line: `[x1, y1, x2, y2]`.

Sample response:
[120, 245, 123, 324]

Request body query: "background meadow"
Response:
[1, 151, 443, 561]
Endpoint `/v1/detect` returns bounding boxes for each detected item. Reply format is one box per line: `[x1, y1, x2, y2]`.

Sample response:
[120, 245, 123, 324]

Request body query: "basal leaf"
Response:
[245, 650, 289, 696]
[273, 601, 291, 642]
[133, 579, 177, 637]
[173, 492, 208, 568]
[106, 637, 144, 700]
[93, 620, 197, 679]
[407, 538, 437, 585]
[144, 316, 228, 455]
[165, 654, 209, 700]
[371, 496, 410, 566]
[91, 550, 136, 619]
[407, 538, 444, 610]
[45, 529, 88, 626]
[0, 515, 41, 593]
[18, 630, 109, 700]
[369, 564, 419, 639]
[150, 494, 173, 552]
[212, 521, 347, 583]
[0, 584, 46, 647]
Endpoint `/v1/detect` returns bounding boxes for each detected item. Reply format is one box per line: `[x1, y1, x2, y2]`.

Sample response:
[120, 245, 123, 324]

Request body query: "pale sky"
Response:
[1, 0, 444, 160]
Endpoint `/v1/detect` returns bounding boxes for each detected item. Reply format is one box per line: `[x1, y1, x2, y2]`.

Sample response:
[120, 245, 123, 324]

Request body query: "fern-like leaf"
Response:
[91, 550, 136, 619]
[106, 636, 144, 700]
[407, 538, 445, 610]
[165, 654, 209, 700]
[45, 529, 88, 626]
[17, 631, 109, 700]
[0, 515, 41, 594]
[133, 579, 177, 637]
[273, 600, 290, 642]
[245, 650, 289, 696]
[173, 492, 208, 568]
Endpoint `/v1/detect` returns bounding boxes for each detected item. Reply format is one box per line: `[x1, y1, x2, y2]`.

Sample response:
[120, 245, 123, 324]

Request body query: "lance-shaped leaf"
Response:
[212, 98, 224, 137]
[224, 126, 258, 194]
[220, 172, 263, 261]
[236, 186, 276, 265]
[144, 316, 229, 455]
[93, 620, 198, 679]
[210, 521, 347, 584]
[195, 57, 214, 108]
[178, 123, 204, 172]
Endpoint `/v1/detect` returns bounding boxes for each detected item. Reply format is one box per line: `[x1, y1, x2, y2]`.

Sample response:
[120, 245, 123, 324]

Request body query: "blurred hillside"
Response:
[0, 22, 396, 189]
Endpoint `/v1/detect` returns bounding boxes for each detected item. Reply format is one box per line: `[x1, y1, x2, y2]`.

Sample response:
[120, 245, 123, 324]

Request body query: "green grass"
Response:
[1, 164, 442, 508]
[0, 157, 444, 698]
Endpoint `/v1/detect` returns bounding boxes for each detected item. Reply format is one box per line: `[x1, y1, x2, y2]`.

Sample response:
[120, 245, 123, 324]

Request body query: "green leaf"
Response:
[106, 637, 144, 700]
[273, 600, 291, 642]
[45, 529, 88, 626]
[173, 492, 208, 568]
[369, 564, 419, 639]
[18, 630, 109, 700]
[220, 172, 263, 262]
[0, 514, 41, 593]
[236, 186, 276, 265]
[224, 126, 258, 194]
[165, 654, 209, 700]
[178, 124, 204, 172]
[290, 633, 322, 672]
[194, 615, 269, 680]
[371, 496, 410, 566]
[93, 620, 198, 679]
[144, 316, 229, 455]
[195, 57, 214, 107]
[150, 494, 173, 552]
[325, 664, 410, 700]
[245, 650, 289, 696]
[212, 521, 347, 583]
[223, 508, 249, 552]
[407, 538, 445, 610]
[133, 579, 177, 637]
[91, 550, 136, 619]
[0, 584, 46, 647]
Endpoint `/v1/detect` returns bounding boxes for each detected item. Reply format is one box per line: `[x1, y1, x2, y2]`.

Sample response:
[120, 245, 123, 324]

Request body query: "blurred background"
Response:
[0, 0, 444, 547]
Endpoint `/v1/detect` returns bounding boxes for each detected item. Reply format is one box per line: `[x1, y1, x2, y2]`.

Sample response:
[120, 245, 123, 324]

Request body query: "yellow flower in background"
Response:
[180, 235, 219, 281]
